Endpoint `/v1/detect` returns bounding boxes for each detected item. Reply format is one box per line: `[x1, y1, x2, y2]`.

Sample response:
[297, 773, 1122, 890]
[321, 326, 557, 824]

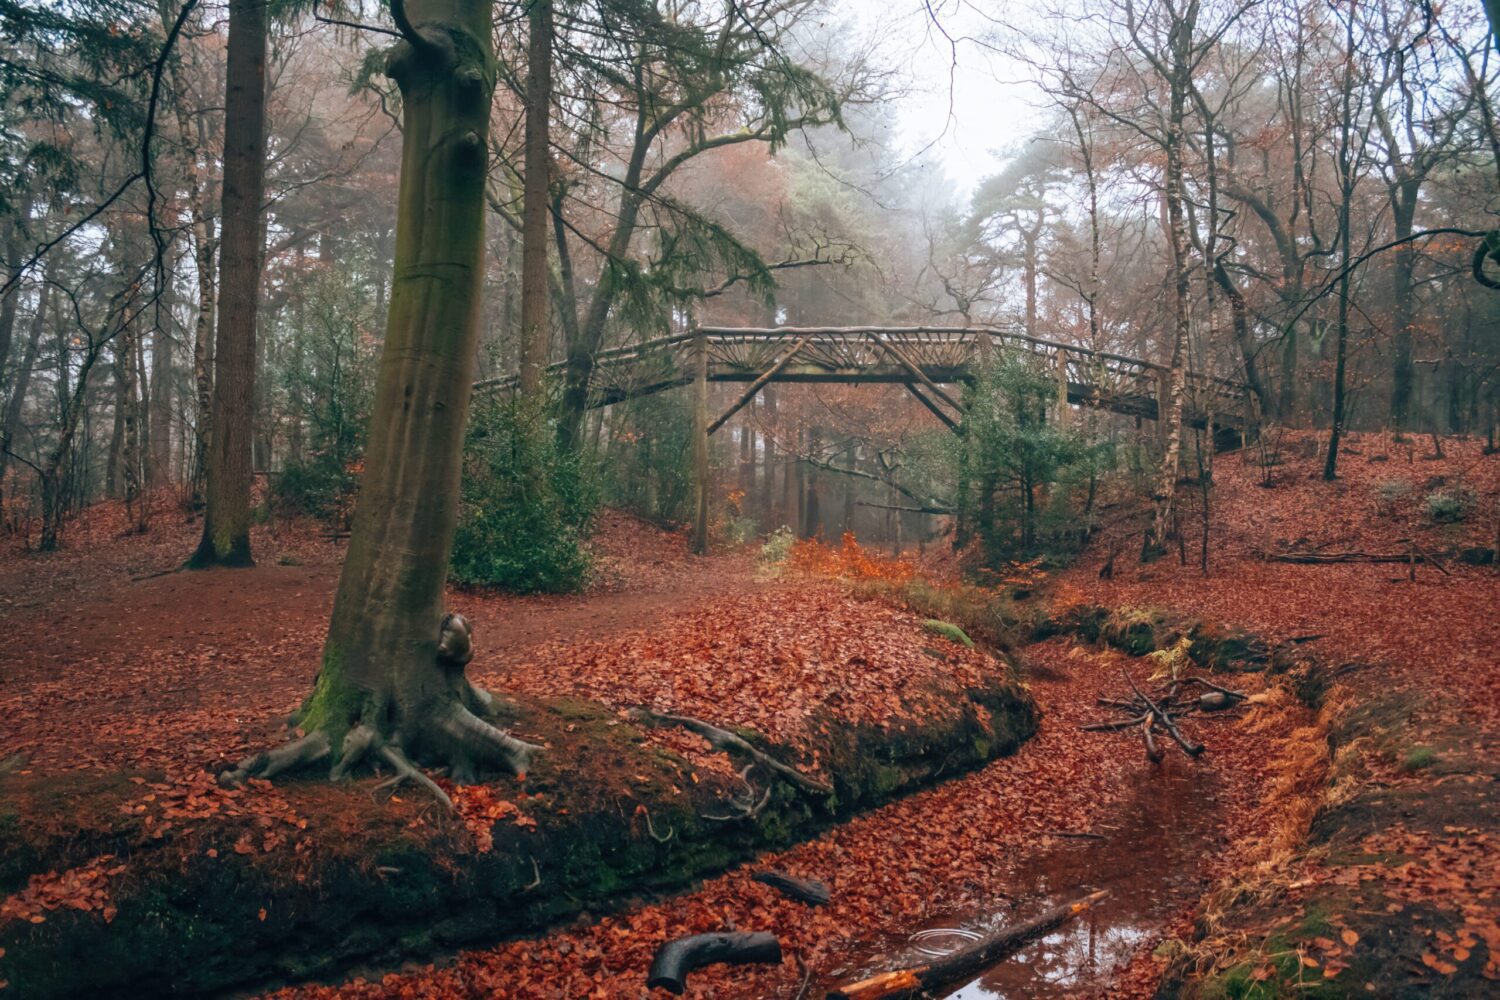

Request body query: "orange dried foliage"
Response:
[789, 533, 916, 585]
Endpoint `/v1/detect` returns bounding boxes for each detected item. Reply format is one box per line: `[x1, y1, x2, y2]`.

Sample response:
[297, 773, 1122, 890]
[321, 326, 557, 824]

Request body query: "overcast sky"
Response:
[849, 0, 1043, 195]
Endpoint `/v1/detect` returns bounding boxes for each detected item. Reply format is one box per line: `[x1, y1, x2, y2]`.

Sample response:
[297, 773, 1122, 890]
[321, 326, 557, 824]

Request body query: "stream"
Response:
[823, 758, 1227, 997]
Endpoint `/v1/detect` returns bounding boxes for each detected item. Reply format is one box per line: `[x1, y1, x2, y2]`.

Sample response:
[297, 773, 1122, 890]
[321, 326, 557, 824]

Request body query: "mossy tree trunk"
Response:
[190, 0, 266, 568]
[223, 0, 536, 794]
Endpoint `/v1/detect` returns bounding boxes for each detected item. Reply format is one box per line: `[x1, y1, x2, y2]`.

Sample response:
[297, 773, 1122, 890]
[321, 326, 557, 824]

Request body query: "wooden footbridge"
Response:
[474, 325, 1254, 435]
[474, 325, 1254, 552]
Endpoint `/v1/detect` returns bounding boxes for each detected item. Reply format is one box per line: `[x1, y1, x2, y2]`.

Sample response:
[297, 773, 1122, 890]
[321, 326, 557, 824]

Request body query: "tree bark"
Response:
[1324, 5, 1358, 481]
[692, 329, 709, 554]
[1145, 15, 1195, 561]
[517, 0, 552, 399]
[255, 0, 536, 784]
[190, 0, 267, 567]
[0, 215, 20, 379]
[1388, 185, 1418, 431]
[0, 259, 51, 514]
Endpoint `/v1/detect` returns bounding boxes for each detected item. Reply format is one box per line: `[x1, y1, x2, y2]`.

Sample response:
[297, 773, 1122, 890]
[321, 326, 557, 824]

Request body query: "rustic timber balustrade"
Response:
[472, 325, 1253, 433]
[473, 325, 1254, 553]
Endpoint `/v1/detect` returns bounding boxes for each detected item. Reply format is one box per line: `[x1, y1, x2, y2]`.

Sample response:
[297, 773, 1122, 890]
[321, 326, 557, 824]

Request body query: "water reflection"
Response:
[828, 760, 1223, 999]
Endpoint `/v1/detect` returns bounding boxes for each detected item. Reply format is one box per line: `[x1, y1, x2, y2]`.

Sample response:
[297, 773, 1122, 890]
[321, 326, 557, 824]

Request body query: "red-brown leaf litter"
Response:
[3, 430, 1497, 998]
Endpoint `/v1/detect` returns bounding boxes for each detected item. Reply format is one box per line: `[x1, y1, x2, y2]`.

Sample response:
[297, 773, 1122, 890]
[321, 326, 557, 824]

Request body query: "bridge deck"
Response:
[474, 326, 1252, 430]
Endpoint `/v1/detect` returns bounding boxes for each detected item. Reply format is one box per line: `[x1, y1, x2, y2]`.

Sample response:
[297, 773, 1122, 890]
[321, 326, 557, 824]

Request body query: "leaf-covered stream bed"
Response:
[269, 637, 1307, 999]
[825, 758, 1226, 998]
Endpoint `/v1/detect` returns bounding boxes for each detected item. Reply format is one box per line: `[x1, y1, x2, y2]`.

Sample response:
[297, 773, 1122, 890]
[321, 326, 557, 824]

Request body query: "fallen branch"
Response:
[1082, 673, 1244, 762]
[752, 870, 831, 906]
[646, 931, 782, 995]
[828, 890, 1109, 1000]
[1256, 547, 1455, 565]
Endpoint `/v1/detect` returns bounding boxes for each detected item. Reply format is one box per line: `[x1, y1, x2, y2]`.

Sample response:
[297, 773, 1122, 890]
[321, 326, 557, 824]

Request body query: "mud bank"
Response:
[0, 681, 1036, 999]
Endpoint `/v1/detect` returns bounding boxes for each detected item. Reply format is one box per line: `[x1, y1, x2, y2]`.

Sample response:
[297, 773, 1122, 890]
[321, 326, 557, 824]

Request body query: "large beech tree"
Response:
[221, 0, 537, 794]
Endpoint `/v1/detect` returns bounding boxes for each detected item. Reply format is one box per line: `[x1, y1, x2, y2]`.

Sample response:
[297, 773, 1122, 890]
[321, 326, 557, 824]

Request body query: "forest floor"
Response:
[0, 505, 758, 776]
[1055, 428, 1500, 997]
[1, 429, 1497, 999]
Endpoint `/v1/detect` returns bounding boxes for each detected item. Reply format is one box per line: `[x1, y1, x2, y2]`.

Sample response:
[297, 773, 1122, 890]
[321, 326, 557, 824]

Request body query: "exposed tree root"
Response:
[434, 701, 539, 783]
[217, 613, 541, 811]
[703, 764, 774, 823]
[374, 744, 454, 810]
[628, 708, 833, 796]
[219, 731, 331, 788]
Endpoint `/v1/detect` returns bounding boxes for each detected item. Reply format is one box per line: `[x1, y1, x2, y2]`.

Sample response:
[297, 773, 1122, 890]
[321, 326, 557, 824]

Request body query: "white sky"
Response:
[847, 0, 1044, 195]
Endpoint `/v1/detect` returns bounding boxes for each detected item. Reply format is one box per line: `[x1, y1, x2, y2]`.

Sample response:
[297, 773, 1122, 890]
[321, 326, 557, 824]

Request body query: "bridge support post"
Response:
[692, 328, 710, 555]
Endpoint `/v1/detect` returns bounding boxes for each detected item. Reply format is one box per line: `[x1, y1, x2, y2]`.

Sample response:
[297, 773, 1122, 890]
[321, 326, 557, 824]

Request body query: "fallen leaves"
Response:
[264, 637, 1282, 1000]
[440, 782, 537, 853]
[0, 855, 126, 926]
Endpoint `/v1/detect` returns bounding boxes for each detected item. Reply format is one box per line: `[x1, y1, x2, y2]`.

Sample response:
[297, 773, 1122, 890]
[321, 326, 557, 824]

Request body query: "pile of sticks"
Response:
[1082, 671, 1246, 763]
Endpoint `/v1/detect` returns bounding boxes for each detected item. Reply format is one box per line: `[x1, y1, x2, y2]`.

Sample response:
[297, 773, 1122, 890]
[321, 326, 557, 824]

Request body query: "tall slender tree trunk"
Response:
[0, 215, 21, 377]
[148, 320, 172, 491]
[191, 0, 267, 568]
[804, 424, 821, 539]
[761, 386, 777, 522]
[1388, 188, 1417, 432]
[118, 322, 145, 530]
[0, 260, 52, 515]
[1146, 20, 1195, 562]
[165, 4, 219, 503]
[107, 338, 127, 499]
[518, 0, 553, 399]
[1323, 6, 1359, 481]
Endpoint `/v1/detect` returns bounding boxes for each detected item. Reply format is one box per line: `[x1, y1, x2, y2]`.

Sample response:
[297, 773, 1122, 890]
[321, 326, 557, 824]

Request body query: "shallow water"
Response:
[827, 758, 1226, 998]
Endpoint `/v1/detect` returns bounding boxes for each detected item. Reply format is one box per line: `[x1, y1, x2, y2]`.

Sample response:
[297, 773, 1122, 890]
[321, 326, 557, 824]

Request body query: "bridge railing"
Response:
[473, 325, 1252, 418]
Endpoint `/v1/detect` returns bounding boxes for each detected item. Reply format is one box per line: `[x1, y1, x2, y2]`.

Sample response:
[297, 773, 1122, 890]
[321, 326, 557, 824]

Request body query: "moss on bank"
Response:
[0, 683, 1036, 999]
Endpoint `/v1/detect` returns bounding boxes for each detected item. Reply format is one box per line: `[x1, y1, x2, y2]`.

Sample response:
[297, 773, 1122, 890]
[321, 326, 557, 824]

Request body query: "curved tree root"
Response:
[627, 709, 832, 796]
[219, 711, 538, 813]
[219, 732, 331, 788]
[374, 743, 453, 811]
[435, 703, 540, 781]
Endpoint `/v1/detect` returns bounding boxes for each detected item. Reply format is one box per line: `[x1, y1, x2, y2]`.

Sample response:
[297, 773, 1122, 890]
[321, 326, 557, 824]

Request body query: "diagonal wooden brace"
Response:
[869, 333, 968, 415]
[708, 335, 811, 435]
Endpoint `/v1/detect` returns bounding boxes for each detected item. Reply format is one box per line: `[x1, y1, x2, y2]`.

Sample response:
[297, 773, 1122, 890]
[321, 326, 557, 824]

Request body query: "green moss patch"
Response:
[922, 619, 975, 648]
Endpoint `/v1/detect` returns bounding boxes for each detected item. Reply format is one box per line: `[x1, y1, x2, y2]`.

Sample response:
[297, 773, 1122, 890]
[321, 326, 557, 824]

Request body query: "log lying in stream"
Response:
[752, 869, 831, 906]
[827, 890, 1109, 1000]
[646, 931, 782, 995]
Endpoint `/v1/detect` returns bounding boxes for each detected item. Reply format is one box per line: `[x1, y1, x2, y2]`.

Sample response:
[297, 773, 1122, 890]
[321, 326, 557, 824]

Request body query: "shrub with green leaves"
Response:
[760, 525, 797, 566]
[601, 390, 696, 525]
[956, 350, 1111, 565]
[270, 270, 378, 523]
[450, 395, 598, 594]
[1424, 486, 1473, 524]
